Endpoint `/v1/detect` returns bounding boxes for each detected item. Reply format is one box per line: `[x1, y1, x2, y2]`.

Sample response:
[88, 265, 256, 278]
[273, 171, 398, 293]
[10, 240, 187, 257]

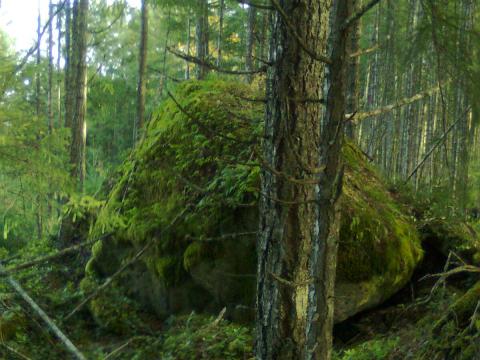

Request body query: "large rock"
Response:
[83, 80, 423, 328]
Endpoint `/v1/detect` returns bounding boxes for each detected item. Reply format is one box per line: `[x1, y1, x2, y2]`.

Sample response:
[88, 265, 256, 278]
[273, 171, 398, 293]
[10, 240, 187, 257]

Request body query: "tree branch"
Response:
[167, 47, 267, 75]
[350, 82, 449, 121]
[342, 0, 382, 30]
[235, 0, 274, 10]
[0, 234, 110, 277]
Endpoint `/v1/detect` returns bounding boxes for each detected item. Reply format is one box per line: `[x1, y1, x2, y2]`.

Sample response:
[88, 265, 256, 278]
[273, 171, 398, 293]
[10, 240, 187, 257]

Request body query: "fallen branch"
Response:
[0, 264, 86, 360]
[0, 234, 110, 277]
[186, 231, 257, 242]
[421, 264, 480, 280]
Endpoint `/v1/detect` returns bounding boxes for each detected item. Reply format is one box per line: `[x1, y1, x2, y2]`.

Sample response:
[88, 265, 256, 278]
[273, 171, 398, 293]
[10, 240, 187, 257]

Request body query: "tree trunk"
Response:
[136, 0, 148, 135]
[70, 0, 88, 190]
[345, 0, 360, 139]
[186, 18, 191, 79]
[217, 0, 224, 66]
[36, 8, 41, 122]
[57, 2, 62, 127]
[245, 6, 256, 83]
[195, 0, 209, 79]
[256, 0, 348, 358]
[48, 0, 54, 133]
[64, 0, 73, 128]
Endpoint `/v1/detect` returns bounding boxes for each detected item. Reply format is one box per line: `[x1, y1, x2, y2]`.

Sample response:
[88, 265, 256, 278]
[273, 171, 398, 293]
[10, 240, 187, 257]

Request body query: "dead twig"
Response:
[0, 234, 110, 277]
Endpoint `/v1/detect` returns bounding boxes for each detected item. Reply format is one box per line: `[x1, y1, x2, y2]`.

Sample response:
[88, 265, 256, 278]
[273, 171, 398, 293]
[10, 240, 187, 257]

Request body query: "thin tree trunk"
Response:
[345, 0, 360, 139]
[217, 0, 224, 66]
[245, 7, 256, 83]
[35, 7, 43, 241]
[64, 0, 73, 128]
[136, 0, 148, 134]
[195, 0, 209, 79]
[186, 19, 191, 79]
[48, 0, 54, 133]
[57, 2, 62, 127]
[159, 10, 171, 96]
[36, 8, 41, 121]
[70, 0, 88, 189]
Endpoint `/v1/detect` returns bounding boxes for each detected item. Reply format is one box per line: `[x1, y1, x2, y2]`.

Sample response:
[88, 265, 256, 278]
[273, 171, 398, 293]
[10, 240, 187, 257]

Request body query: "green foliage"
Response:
[334, 338, 399, 360]
[88, 79, 262, 287]
[157, 314, 253, 360]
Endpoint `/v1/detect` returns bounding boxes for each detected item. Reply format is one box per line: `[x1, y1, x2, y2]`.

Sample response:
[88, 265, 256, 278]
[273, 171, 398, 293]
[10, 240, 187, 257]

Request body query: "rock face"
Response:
[83, 80, 424, 329]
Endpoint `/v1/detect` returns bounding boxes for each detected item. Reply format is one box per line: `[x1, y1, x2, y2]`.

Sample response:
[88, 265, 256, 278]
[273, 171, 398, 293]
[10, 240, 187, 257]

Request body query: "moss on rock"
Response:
[85, 80, 423, 329]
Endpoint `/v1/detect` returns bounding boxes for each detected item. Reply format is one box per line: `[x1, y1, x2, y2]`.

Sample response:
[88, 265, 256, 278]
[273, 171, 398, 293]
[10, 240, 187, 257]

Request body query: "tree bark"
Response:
[48, 0, 54, 133]
[195, 0, 209, 79]
[256, 0, 348, 358]
[345, 0, 360, 139]
[64, 0, 73, 128]
[136, 0, 148, 134]
[70, 0, 88, 190]
[57, 2, 62, 127]
[245, 6, 256, 83]
[217, 0, 224, 66]
[186, 18, 191, 79]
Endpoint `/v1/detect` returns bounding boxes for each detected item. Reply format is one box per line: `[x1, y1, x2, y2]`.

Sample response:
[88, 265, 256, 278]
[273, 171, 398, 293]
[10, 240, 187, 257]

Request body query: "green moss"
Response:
[85, 80, 423, 325]
[337, 144, 423, 284]
[183, 241, 207, 271]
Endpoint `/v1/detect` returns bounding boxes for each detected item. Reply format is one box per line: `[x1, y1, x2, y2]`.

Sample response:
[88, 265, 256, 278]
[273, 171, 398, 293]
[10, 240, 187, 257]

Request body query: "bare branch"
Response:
[167, 47, 267, 75]
[342, 0, 382, 30]
[0, 234, 110, 277]
[186, 231, 257, 242]
[235, 0, 274, 10]
[350, 82, 449, 121]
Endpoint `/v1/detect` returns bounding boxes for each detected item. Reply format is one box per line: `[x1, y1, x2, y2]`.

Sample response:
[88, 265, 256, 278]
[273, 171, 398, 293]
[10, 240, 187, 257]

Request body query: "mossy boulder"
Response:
[85, 80, 423, 328]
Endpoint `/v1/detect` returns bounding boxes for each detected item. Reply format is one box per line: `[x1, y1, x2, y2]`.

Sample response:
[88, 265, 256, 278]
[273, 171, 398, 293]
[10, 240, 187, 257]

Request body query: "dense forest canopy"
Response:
[0, 0, 480, 359]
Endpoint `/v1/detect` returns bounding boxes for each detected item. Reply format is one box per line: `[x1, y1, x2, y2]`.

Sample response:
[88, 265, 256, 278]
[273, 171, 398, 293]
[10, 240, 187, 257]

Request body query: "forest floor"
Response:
[0, 223, 479, 359]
